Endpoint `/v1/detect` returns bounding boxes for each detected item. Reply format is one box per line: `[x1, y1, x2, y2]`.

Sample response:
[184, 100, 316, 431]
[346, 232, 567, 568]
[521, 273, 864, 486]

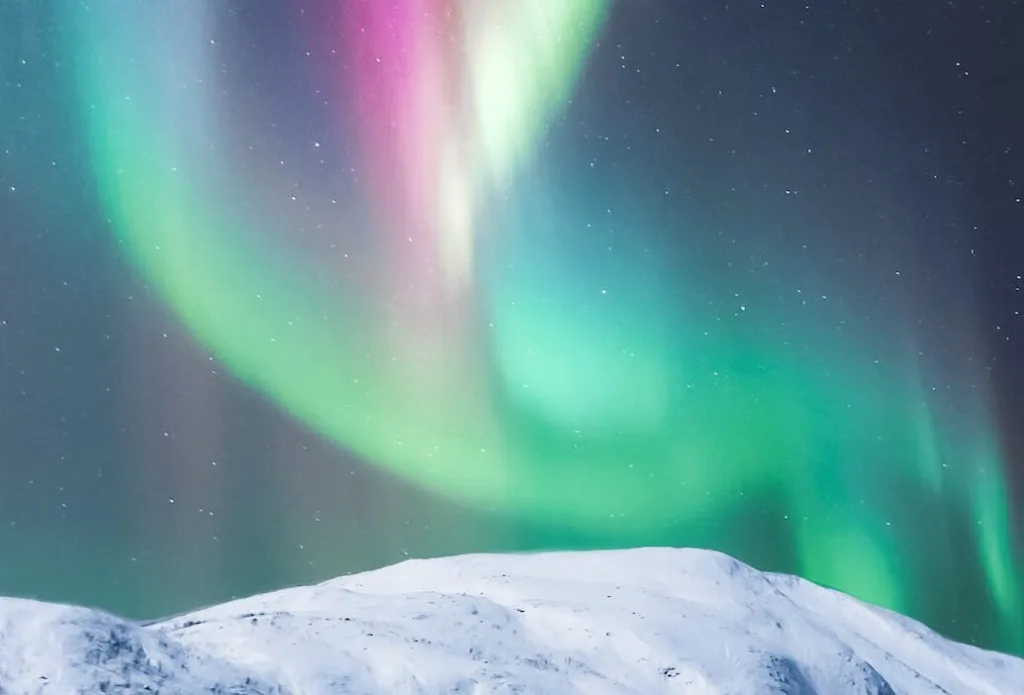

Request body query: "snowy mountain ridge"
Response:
[0, 547, 1021, 694]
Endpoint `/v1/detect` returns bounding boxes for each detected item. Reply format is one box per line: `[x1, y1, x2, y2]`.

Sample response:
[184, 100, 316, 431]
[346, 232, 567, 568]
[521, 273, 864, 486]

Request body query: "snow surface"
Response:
[1, 547, 1022, 694]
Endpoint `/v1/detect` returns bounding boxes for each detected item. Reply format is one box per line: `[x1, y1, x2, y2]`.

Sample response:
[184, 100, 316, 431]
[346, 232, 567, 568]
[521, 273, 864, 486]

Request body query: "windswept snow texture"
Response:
[1, 549, 1022, 694]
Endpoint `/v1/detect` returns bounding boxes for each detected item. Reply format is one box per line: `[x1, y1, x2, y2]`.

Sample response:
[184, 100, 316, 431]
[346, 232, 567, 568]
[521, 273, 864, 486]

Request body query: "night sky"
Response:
[2, 0, 1023, 656]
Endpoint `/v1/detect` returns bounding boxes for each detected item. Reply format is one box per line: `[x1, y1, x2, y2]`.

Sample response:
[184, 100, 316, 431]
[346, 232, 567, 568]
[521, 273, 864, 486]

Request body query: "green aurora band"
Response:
[65, 1, 1022, 652]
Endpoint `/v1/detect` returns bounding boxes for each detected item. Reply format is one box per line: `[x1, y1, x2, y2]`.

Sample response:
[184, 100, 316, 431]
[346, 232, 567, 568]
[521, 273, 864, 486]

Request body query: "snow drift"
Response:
[1, 547, 1021, 694]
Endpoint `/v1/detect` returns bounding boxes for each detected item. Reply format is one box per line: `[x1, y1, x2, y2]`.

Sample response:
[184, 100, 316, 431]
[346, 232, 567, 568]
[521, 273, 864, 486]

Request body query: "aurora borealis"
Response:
[1, 0, 1023, 657]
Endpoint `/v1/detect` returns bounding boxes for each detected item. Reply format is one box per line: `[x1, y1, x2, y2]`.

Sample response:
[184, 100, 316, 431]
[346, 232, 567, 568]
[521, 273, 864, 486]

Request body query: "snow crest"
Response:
[1, 548, 1021, 694]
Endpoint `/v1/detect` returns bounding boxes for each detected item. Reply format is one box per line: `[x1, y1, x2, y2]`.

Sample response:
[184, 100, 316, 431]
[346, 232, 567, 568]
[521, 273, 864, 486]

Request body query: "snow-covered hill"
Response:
[1, 548, 1021, 694]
